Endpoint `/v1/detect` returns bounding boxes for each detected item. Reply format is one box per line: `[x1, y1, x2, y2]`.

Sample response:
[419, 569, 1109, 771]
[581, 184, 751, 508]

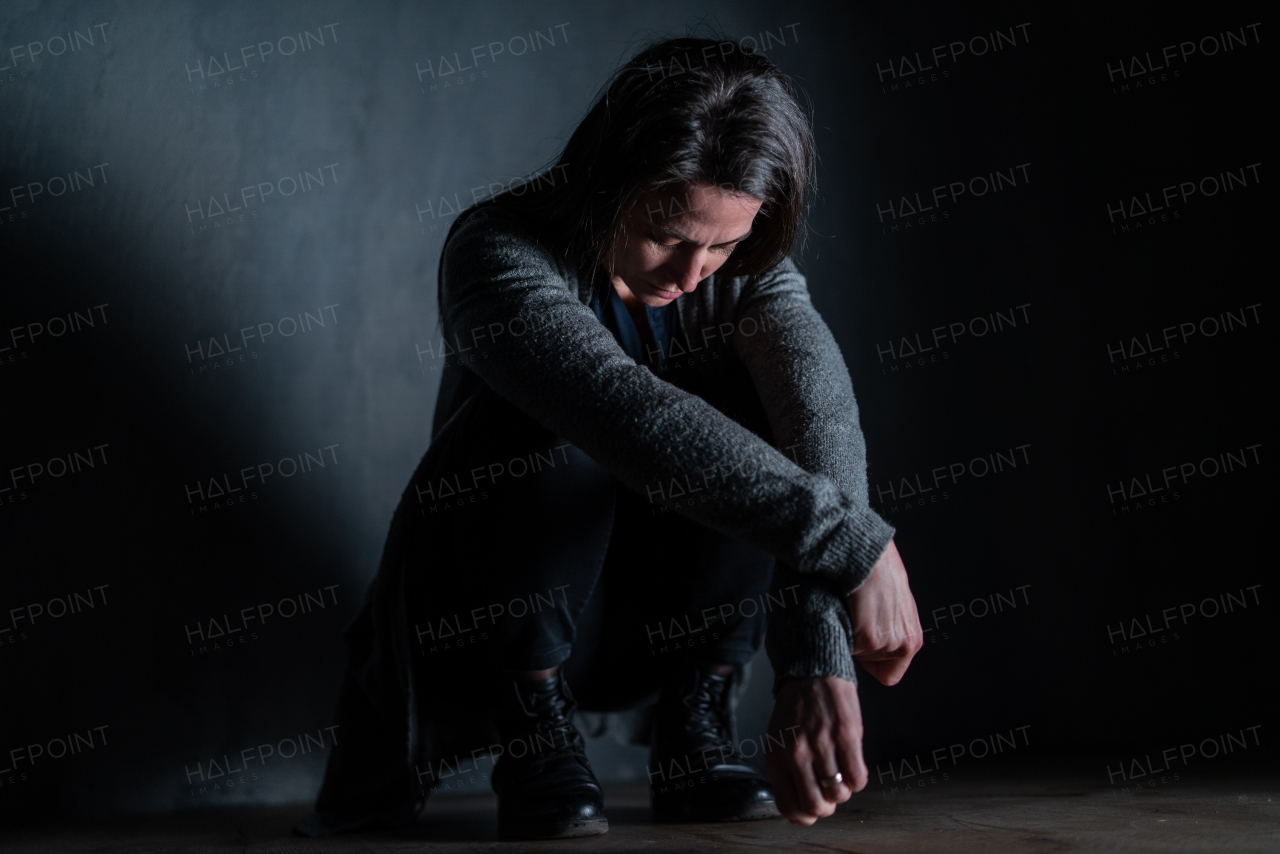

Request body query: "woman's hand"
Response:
[846, 540, 923, 686]
[766, 676, 866, 824]
[765, 541, 923, 825]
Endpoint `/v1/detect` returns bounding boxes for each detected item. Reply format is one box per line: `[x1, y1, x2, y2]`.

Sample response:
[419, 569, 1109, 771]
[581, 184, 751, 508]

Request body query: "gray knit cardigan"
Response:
[297, 205, 897, 835]
[433, 206, 896, 687]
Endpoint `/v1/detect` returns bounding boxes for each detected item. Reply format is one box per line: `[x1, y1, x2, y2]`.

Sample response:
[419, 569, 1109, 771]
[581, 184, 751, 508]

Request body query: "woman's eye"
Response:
[652, 236, 737, 254]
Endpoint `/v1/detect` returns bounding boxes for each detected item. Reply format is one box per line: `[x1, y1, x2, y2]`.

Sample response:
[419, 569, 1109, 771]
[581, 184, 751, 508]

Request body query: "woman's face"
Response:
[607, 182, 763, 307]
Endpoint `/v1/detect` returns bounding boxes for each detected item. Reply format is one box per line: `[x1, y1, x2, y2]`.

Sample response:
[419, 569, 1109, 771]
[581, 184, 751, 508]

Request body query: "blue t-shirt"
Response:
[590, 286, 677, 374]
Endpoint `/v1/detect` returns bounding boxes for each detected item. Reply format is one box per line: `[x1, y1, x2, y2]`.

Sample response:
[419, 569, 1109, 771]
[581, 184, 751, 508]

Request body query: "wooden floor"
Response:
[2, 776, 1275, 853]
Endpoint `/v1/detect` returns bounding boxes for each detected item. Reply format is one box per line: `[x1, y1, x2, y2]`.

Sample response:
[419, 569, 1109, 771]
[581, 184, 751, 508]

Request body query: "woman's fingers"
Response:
[823, 679, 865, 799]
[767, 747, 818, 824]
[805, 711, 852, 804]
[766, 757, 806, 824]
[836, 716, 869, 794]
[857, 654, 914, 687]
[815, 771, 852, 802]
[768, 676, 865, 823]
[790, 742, 837, 818]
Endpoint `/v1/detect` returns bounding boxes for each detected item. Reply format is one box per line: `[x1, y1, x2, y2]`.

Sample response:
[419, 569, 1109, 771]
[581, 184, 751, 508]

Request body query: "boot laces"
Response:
[683, 673, 737, 762]
[519, 681, 589, 771]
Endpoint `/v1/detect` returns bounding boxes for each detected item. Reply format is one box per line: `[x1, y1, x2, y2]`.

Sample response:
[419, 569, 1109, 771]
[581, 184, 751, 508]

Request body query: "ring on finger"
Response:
[818, 772, 844, 790]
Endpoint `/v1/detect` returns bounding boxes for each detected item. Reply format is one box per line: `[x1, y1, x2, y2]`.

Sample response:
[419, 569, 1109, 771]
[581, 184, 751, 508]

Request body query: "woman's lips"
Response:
[650, 283, 681, 299]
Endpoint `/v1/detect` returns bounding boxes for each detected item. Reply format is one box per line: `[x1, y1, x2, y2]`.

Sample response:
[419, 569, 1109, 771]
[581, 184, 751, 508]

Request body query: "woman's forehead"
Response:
[634, 184, 762, 226]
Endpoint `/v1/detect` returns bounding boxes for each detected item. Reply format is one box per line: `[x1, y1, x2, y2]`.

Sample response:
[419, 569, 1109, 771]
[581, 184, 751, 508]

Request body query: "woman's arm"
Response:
[440, 209, 884, 591]
[732, 257, 896, 595]
[728, 257, 910, 683]
[767, 541, 923, 825]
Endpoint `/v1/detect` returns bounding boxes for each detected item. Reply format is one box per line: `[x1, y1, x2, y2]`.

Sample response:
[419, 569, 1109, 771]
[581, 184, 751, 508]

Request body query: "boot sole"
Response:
[499, 816, 609, 839]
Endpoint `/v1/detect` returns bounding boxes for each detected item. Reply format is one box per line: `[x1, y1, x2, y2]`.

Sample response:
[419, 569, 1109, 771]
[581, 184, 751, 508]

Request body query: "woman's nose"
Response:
[673, 250, 707, 292]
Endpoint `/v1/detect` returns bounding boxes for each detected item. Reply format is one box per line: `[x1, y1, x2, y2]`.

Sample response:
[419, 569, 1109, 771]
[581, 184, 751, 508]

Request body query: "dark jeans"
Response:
[405, 384, 776, 712]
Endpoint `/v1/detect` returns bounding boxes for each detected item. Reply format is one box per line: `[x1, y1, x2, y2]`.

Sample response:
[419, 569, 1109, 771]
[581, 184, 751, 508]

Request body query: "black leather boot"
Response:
[649, 663, 780, 822]
[491, 672, 608, 838]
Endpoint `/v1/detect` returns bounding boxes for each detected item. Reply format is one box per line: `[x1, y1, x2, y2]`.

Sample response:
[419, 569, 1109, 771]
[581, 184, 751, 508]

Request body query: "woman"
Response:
[298, 36, 922, 840]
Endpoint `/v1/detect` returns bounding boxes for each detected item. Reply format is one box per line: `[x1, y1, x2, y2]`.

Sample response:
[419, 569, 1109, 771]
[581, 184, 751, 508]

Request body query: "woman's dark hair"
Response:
[441, 35, 816, 306]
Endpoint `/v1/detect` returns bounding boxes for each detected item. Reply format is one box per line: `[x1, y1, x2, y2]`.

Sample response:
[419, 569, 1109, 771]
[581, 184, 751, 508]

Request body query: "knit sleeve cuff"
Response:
[817, 504, 896, 598]
[765, 569, 858, 694]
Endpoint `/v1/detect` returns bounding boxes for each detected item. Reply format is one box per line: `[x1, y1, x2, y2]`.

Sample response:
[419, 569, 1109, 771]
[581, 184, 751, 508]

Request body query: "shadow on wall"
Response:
[0, 208, 361, 817]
